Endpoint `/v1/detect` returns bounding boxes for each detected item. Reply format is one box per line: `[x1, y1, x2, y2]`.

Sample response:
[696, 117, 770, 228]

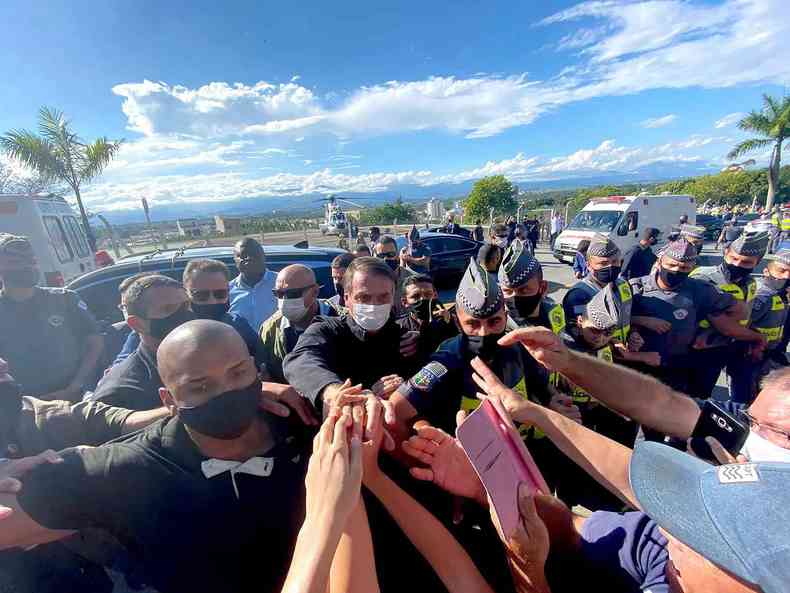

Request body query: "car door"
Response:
[434, 236, 475, 279]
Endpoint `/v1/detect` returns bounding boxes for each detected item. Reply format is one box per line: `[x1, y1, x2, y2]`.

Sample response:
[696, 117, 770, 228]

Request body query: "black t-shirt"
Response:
[91, 343, 162, 410]
[282, 315, 411, 406]
[18, 414, 311, 593]
[0, 288, 99, 397]
[621, 245, 657, 280]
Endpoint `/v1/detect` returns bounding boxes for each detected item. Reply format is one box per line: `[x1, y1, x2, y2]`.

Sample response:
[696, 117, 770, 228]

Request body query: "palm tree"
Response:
[728, 94, 790, 212]
[0, 107, 122, 251]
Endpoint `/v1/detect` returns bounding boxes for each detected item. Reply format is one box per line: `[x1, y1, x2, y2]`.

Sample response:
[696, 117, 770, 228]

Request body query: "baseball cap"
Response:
[630, 441, 790, 593]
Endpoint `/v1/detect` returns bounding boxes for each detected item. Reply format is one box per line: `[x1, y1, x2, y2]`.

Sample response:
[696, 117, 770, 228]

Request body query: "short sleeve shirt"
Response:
[629, 274, 734, 361]
[228, 271, 278, 333]
[580, 511, 669, 593]
[0, 288, 99, 397]
[748, 279, 788, 350]
[17, 415, 311, 593]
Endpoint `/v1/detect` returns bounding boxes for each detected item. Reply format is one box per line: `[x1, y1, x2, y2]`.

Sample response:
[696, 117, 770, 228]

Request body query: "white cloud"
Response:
[640, 114, 677, 128]
[714, 112, 746, 128]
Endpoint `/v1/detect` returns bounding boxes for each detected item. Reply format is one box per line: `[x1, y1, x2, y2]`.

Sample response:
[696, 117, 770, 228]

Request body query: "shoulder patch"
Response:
[717, 463, 759, 484]
[409, 362, 449, 391]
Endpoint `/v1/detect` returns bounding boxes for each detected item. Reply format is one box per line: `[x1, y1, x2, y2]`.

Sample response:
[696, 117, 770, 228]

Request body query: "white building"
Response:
[426, 198, 446, 221]
[176, 218, 202, 238]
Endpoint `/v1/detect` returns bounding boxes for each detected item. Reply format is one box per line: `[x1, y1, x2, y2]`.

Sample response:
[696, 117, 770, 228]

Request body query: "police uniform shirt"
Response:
[562, 277, 633, 342]
[0, 287, 100, 398]
[91, 343, 162, 411]
[689, 264, 756, 349]
[282, 314, 410, 406]
[395, 310, 459, 376]
[17, 414, 312, 593]
[629, 273, 735, 362]
[620, 244, 657, 280]
[748, 278, 788, 351]
[397, 335, 550, 434]
[0, 396, 134, 459]
[506, 297, 565, 334]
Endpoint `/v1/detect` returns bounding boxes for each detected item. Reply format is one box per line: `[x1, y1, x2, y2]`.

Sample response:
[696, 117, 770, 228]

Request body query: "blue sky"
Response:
[2, 0, 788, 212]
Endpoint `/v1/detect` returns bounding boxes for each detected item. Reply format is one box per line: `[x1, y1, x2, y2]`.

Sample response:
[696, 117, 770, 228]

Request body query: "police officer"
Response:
[499, 239, 565, 334]
[0, 234, 104, 401]
[728, 249, 790, 404]
[679, 224, 706, 256]
[667, 214, 690, 241]
[562, 234, 632, 344]
[687, 232, 769, 399]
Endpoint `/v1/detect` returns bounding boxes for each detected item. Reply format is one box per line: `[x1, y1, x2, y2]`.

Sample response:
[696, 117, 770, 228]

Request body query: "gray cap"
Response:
[498, 238, 541, 288]
[679, 224, 705, 241]
[584, 284, 620, 330]
[587, 233, 620, 258]
[456, 257, 503, 318]
[730, 232, 769, 258]
[767, 248, 790, 267]
[661, 238, 698, 263]
[0, 234, 34, 260]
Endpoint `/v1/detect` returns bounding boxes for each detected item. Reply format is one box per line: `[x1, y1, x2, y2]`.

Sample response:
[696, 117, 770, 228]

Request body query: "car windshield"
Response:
[567, 210, 623, 232]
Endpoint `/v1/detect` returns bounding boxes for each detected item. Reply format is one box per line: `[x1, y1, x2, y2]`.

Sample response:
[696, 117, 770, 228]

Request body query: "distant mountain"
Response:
[97, 159, 719, 225]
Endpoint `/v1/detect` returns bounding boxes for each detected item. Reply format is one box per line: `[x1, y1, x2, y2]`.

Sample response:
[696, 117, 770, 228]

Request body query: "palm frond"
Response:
[763, 94, 783, 119]
[727, 138, 775, 160]
[0, 130, 65, 182]
[737, 110, 773, 135]
[79, 138, 123, 181]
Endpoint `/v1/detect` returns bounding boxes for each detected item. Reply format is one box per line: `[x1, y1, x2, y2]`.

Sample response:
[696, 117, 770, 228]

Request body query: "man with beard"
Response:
[391, 257, 550, 435]
[686, 232, 769, 398]
[0, 320, 316, 593]
[0, 234, 104, 401]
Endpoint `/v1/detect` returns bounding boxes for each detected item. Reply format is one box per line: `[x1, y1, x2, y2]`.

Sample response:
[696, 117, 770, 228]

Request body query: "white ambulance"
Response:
[553, 194, 696, 264]
[0, 193, 96, 285]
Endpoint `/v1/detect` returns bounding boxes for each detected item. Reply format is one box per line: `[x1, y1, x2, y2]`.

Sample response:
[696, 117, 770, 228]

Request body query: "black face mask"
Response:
[659, 267, 690, 290]
[191, 301, 229, 321]
[463, 332, 503, 361]
[592, 266, 620, 285]
[2, 269, 38, 289]
[764, 275, 790, 293]
[148, 305, 197, 340]
[0, 381, 23, 421]
[722, 262, 753, 284]
[507, 293, 542, 319]
[409, 299, 433, 323]
[177, 380, 260, 440]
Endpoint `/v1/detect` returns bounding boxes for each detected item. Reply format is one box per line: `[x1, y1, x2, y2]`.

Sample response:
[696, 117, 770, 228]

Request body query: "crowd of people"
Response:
[0, 217, 787, 593]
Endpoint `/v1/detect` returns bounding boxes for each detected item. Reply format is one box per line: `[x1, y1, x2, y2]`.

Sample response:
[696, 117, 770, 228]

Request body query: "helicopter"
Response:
[316, 195, 367, 237]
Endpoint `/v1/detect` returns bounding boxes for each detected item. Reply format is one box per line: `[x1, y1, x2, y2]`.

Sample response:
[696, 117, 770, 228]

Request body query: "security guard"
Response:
[629, 238, 741, 394]
[562, 234, 632, 344]
[728, 249, 790, 404]
[499, 239, 565, 334]
[392, 257, 550, 435]
[687, 232, 769, 398]
[0, 234, 104, 401]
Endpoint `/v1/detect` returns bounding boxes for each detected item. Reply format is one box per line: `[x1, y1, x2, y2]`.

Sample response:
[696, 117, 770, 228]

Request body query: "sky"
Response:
[2, 0, 789, 212]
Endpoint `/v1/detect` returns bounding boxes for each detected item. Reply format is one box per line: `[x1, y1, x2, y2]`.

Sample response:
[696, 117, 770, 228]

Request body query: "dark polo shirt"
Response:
[91, 343, 162, 411]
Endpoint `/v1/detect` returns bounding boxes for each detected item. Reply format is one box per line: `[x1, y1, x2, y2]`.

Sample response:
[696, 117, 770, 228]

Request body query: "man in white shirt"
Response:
[550, 212, 564, 249]
[229, 237, 277, 332]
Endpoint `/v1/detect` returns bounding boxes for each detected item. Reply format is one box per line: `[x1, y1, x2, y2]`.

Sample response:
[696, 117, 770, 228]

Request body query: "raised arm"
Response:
[0, 494, 74, 550]
[498, 327, 701, 439]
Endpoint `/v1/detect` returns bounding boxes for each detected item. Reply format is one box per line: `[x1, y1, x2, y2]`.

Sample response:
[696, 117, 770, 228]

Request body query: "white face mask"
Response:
[278, 297, 308, 322]
[353, 303, 390, 332]
[739, 429, 790, 463]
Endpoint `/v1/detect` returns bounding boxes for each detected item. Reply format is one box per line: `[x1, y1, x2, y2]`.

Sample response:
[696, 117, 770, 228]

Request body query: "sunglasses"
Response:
[189, 289, 229, 302]
[272, 285, 316, 299]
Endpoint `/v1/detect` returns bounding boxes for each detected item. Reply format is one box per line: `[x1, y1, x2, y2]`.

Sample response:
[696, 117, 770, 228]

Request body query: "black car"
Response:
[395, 231, 482, 286]
[67, 244, 346, 325]
[695, 214, 725, 240]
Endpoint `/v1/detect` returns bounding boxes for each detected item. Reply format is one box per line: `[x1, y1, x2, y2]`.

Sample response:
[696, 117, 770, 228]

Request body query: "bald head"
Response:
[749, 368, 790, 447]
[158, 320, 252, 403]
[276, 264, 316, 289]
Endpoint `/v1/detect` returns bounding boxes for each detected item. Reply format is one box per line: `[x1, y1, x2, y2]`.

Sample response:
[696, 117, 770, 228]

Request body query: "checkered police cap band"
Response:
[585, 284, 620, 330]
[0, 234, 33, 259]
[587, 234, 620, 258]
[679, 224, 705, 241]
[662, 238, 698, 263]
[730, 231, 769, 258]
[498, 238, 541, 288]
[767, 249, 790, 267]
[456, 257, 503, 318]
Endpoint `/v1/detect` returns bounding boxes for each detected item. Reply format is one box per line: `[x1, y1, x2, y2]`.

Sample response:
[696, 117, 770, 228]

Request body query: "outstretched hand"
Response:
[497, 327, 572, 373]
[259, 382, 320, 426]
[0, 450, 64, 519]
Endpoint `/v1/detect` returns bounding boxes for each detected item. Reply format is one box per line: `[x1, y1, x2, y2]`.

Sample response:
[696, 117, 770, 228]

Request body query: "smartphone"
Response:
[690, 400, 749, 463]
[456, 398, 549, 537]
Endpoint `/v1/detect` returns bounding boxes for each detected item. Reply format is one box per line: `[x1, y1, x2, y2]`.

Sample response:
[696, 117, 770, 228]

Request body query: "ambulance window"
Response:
[64, 216, 90, 257]
[43, 216, 74, 263]
[618, 212, 638, 236]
